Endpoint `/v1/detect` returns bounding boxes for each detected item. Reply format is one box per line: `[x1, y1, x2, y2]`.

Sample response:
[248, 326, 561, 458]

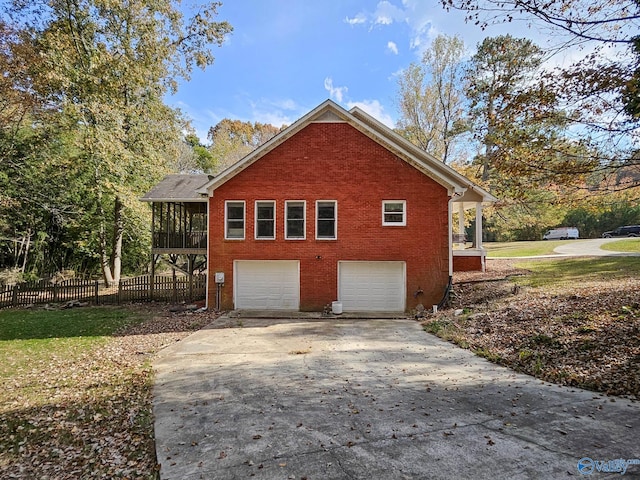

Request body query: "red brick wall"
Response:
[453, 255, 484, 272]
[208, 122, 450, 311]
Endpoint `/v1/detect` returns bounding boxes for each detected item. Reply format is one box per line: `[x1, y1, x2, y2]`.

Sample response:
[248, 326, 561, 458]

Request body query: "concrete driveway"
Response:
[553, 238, 640, 256]
[153, 317, 640, 479]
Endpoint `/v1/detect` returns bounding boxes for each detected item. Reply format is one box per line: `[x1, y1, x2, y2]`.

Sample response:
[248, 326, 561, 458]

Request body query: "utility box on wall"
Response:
[215, 272, 225, 284]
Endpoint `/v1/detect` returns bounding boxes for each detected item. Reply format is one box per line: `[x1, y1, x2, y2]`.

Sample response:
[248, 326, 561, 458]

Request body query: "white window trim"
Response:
[225, 200, 245, 240]
[315, 200, 337, 240]
[285, 200, 306, 240]
[382, 200, 406, 226]
[255, 200, 276, 240]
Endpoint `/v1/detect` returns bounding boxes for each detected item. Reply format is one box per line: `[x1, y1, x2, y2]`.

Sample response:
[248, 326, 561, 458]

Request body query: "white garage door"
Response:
[234, 260, 300, 310]
[338, 261, 405, 312]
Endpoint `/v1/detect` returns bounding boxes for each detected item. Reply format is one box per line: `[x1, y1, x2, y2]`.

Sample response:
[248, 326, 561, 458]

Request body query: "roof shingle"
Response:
[141, 174, 211, 202]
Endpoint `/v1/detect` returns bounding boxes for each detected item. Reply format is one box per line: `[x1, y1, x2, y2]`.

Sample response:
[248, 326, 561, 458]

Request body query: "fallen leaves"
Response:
[0, 305, 216, 479]
[426, 259, 640, 399]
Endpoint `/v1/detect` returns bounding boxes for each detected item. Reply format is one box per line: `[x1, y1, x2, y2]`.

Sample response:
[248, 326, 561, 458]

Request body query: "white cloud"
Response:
[177, 93, 396, 145]
[346, 99, 395, 128]
[351, 0, 579, 57]
[322, 76, 395, 128]
[347, 0, 439, 55]
[324, 77, 394, 128]
[344, 13, 366, 25]
[387, 41, 399, 55]
[401, 0, 437, 50]
[279, 99, 299, 110]
[189, 98, 300, 142]
[324, 77, 348, 103]
[263, 98, 299, 112]
[373, 0, 406, 25]
[248, 98, 301, 127]
[251, 110, 295, 128]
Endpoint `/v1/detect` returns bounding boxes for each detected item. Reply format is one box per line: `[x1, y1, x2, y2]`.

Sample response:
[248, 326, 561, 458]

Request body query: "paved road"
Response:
[553, 238, 640, 256]
[153, 317, 640, 480]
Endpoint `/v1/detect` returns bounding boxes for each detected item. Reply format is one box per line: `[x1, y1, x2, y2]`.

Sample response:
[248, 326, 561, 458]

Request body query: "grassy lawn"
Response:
[0, 306, 137, 341]
[0, 305, 211, 479]
[484, 240, 572, 257]
[427, 257, 640, 399]
[601, 238, 640, 253]
[514, 256, 640, 287]
[0, 308, 149, 404]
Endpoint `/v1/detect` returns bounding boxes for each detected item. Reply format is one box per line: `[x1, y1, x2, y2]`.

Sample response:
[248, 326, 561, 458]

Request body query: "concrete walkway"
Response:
[153, 317, 640, 479]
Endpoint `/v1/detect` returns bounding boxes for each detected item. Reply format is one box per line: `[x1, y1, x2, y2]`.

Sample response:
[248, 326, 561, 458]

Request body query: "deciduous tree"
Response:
[207, 119, 283, 172]
[2, 0, 232, 284]
[440, 0, 638, 46]
[467, 35, 547, 182]
[441, 0, 640, 192]
[396, 34, 467, 164]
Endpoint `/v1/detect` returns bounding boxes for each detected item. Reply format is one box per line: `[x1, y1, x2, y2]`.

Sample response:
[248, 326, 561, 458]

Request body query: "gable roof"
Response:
[141, 174, 211, 202]
[197, 100, 496, 204]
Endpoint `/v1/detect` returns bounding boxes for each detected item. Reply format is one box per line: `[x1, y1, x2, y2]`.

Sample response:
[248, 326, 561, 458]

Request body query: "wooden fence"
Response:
[116, 274, 206, 304]
[0, 274, 206, 309]
[0, 279, 99, 308]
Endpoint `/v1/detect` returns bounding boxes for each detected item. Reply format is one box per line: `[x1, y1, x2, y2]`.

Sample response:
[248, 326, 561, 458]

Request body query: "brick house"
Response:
[194, 100, 495, 313]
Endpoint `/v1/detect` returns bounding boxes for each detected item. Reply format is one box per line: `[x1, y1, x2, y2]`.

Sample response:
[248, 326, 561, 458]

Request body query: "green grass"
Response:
[0, 307, 151, 382]
[513, 257, 640, 287]
[484, 240, 573, 257]
[600, 238, 640, 253]
[0, 306, 141, 340]
[0, 306, 159, 478]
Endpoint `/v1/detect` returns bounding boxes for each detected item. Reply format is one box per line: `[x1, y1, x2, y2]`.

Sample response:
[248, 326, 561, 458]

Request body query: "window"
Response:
[316, 201, 337, 239]
[285, 201, 305, 239]
[255, 201, 275, 239]
[382, 200, 406, 226]
[225, 201, 245, 239]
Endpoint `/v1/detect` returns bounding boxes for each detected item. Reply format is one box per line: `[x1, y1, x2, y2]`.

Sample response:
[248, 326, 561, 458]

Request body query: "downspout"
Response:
[204, 192, 212, 310]
[448, 195, 454, 278]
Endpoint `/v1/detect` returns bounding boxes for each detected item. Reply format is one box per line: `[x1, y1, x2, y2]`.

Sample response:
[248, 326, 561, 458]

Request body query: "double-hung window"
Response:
[316, 200, 337, 240]
[225, 201, 245, 239]
[255, 201, 275, 239]
[382, 200, 406, 226]
[285, 201, 306, 239]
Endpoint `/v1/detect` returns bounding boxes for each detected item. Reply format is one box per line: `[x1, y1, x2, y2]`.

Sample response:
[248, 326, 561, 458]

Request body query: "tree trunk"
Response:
[481, 150, 493, 182]
[98, 195, 125, 287]
[98, 197, 114, 286]
[482, 98, 497, 182]
[100, 220, 115, 287]
[111, 196, 124, 285]
[20, 230, 31, 273]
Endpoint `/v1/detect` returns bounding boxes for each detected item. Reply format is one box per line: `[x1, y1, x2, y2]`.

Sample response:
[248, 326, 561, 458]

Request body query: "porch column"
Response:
[475, 202, 483, 249]
[458, 202, 465, 244]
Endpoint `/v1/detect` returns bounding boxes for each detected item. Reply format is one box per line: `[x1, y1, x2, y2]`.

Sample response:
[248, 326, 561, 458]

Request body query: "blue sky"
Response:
[168, 0, 546, 142]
